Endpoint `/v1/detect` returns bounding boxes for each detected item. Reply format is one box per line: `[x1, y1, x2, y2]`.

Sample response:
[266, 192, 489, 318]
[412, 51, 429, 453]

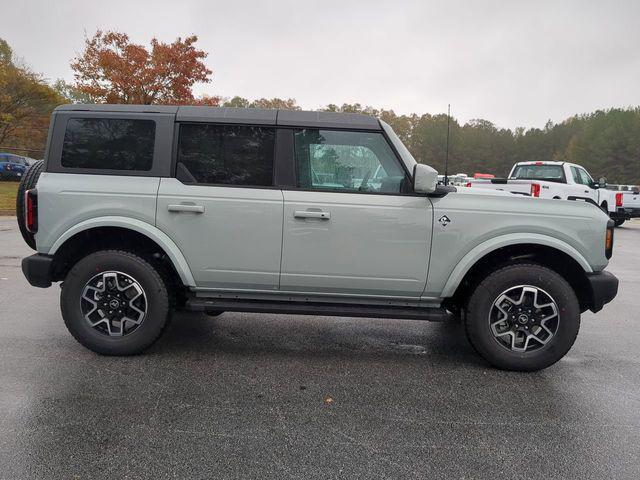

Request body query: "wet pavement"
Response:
[1, 217, 639, 479]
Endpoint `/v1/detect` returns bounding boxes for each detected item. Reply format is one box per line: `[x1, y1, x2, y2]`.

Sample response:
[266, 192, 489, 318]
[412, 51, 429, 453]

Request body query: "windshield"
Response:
[511, 164, 565, 183]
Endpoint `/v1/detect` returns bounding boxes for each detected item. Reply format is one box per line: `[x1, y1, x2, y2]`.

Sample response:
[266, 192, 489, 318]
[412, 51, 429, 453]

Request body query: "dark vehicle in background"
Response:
[0, 153, 38, 181]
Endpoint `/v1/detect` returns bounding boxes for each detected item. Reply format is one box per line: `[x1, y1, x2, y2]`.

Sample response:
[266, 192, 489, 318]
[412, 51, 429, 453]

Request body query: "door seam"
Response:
[277, 189, 285, 289]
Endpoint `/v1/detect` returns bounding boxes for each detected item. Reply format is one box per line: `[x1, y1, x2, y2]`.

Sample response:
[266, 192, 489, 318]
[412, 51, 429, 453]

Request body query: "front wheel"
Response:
[61, 250, 171, 355]
[464, 264, 580, 371]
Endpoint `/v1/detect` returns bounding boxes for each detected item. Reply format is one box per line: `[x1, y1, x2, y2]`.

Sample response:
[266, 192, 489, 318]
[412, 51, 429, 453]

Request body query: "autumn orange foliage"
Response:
[71, 31, 218, 105]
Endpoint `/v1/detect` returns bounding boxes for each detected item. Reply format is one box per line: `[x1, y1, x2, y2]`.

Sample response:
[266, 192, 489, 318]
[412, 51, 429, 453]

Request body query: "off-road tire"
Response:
[464, 263, 580, 371]
[16, 160, 44, 250]
[60, 250, 171, 355]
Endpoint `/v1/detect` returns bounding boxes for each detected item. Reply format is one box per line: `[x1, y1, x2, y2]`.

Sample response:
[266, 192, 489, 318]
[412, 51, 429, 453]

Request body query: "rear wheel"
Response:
[464, 264, 580, 371]
[614, 218, 626, 227]
[16, 160, 44, 250]
[61, 250, 171, 355]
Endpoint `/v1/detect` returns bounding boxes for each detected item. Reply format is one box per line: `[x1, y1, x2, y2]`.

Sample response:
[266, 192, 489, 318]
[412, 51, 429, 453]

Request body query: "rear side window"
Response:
[177, 124, 275, 186]
[61, 118, 155, 171]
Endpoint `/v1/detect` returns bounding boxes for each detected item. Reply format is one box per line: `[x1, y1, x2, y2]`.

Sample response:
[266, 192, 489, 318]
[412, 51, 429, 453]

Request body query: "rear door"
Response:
[156, 123, 284, 291]
[280, 128, 432, 297]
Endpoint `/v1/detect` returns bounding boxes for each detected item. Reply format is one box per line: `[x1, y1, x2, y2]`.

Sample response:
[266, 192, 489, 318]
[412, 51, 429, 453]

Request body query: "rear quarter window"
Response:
[61, 118, 156, 171]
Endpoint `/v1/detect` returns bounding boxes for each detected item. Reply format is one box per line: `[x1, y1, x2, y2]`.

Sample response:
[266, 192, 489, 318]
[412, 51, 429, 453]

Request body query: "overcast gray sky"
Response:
[1, 0, 639, 128]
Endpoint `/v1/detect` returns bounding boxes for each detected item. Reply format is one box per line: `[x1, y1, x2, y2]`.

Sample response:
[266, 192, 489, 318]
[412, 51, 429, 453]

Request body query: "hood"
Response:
[454, 186, 514, 197]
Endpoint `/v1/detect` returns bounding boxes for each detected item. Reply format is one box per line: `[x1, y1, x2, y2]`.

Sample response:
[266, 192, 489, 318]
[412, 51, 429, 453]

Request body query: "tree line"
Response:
[1, 32, 639, 184]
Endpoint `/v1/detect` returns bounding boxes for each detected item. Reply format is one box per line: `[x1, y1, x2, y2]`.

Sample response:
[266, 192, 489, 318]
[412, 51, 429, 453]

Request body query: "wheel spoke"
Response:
[540, 312, 558, 322]
[529, 330, 549, 346]
[539, 320, 554, 337]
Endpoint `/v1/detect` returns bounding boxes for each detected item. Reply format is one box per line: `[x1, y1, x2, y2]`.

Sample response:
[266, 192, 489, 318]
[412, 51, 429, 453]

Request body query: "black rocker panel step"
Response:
[185, 298, 452, 322]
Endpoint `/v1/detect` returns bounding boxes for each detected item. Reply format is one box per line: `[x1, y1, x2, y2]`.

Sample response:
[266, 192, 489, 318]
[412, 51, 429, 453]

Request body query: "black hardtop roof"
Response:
[55, 104, 381, 130]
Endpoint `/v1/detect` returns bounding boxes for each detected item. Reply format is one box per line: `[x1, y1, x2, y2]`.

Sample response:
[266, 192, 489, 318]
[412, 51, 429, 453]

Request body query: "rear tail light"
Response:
[466, 182, 472, 187]
[25, 189, 38, 233]
[605, 221, 614, 259]
[530, 183, 541, 197]
[615, 192, 623, 207]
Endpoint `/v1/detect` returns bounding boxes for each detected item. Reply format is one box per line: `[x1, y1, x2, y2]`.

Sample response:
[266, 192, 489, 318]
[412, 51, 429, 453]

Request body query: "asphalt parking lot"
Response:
[1, 217, 639, 479]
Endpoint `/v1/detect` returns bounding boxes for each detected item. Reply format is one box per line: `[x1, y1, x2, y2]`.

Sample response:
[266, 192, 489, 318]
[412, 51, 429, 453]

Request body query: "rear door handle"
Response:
[294, 210, 330, 220]
[168, 204, 205, 214]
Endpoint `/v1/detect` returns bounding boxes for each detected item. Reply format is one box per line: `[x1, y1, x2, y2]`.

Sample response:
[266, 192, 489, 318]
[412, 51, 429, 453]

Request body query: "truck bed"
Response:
[468, 178, 534, 196]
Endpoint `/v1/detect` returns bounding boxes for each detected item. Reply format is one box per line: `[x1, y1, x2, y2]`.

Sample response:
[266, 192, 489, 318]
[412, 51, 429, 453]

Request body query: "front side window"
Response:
[570, 166, 593, 186]
[577, 167, 593, 186]
[293, 129, 406, 193]
[61, 118, 155, 171]
[177, 124, 275, 186]
[570, 166, 581, 184]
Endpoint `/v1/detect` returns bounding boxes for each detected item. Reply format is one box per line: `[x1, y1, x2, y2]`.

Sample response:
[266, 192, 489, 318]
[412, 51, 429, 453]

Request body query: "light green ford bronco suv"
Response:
[18, 105, 618, 371]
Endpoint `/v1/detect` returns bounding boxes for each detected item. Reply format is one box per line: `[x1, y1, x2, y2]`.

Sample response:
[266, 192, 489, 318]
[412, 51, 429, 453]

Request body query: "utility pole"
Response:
[444, 104, 451, 186]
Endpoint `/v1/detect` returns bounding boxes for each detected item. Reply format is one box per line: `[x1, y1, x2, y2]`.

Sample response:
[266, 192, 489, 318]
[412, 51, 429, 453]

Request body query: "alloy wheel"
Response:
[80, 271, 147, 337]
[488, 285, 560, 353]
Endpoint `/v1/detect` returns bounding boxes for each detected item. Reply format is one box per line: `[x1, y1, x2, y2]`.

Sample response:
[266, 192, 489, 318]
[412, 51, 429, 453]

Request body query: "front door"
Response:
[280, 128, 432, 297]
[156, 123, 283, 290]
[570, 166, 599, 203]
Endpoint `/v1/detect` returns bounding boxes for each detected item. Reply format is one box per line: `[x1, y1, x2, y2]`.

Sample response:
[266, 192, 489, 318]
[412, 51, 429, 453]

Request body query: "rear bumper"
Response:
[22, 254, 54, 288]
[619, 207, 640, 218]
[585, 271, 618, 313]
[612, 208, 630, 220]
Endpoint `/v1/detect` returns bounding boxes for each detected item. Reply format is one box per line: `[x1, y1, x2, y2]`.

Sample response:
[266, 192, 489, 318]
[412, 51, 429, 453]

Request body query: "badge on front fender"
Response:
[438, 215, 451, 228]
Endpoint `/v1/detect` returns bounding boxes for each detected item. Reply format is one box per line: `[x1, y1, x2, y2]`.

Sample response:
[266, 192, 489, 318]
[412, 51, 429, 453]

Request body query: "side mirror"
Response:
[598, 177, 607, 189]
[413, 164, 438, 194]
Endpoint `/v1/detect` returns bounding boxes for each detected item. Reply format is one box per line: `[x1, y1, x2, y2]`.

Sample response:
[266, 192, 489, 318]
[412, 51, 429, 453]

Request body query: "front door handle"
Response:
[294, 210, 330, 220]
[168, 204, 205, 214]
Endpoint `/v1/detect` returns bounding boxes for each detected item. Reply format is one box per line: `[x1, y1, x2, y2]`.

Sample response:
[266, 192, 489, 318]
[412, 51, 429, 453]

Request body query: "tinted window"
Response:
[0, 154, 25, 165]
[511, 164, 565, 182]
[293, 129, 405, 193]
[177, 124, 275, 186]
[61, 118, 155, 171]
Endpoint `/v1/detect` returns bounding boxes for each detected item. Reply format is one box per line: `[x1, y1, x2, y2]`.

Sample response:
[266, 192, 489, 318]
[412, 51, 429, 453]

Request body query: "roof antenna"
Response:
[444, 104, 451, 186]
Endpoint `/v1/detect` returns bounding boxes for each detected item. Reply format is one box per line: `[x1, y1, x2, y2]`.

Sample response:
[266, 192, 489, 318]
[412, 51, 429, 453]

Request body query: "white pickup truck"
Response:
[468, 161, 627, 226]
